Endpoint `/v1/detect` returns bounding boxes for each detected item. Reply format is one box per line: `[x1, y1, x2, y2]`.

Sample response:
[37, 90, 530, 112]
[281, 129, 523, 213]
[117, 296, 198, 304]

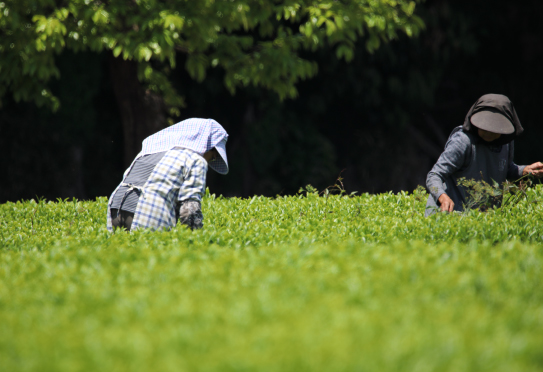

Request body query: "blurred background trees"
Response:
[1, 0, 542, 202]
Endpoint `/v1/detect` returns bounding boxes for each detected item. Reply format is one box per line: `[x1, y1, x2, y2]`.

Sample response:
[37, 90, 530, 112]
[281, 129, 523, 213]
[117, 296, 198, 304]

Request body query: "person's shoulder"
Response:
[449, 126, 472, 141]
[441, 127, 473, 159]
[168, 148, 208, 175]
[447, 127, 473, 148]
[183, 150, 208, 171]
[167, 147, 201, 163]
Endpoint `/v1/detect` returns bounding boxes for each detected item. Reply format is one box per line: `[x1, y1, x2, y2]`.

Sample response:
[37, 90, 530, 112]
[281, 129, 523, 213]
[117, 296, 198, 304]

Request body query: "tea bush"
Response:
[1, 187, 543, 371]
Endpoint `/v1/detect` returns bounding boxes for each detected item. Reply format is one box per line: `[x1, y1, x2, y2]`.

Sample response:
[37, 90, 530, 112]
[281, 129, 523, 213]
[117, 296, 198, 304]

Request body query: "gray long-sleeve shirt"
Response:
[425, 126, 525, 216]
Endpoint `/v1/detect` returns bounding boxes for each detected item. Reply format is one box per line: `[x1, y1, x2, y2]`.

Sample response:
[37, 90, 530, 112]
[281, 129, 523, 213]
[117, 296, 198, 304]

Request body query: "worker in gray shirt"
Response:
[426, 94, 543, 216]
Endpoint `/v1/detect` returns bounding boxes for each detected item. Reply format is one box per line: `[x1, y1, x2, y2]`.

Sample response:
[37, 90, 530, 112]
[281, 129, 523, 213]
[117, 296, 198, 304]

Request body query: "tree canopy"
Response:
[2, 0, 542, 203]
[1, 0, 424, 113]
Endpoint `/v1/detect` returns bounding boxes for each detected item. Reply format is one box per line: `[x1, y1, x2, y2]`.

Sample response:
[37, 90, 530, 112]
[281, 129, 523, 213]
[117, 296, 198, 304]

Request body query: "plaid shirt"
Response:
[107, 148, 207, 231]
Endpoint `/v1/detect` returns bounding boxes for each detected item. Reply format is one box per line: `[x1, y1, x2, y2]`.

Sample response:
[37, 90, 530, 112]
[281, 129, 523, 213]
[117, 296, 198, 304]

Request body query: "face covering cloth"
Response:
[462, 94, 523, 146]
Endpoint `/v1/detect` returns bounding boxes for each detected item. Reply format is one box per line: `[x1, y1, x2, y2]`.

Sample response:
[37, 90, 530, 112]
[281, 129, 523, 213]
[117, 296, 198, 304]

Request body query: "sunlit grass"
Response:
[1, 187, 542, 371]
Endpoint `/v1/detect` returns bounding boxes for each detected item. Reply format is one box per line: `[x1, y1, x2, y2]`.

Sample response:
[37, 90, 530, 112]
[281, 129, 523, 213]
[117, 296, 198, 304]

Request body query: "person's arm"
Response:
[426, 131, 471, 212]
[507, 141, 543, 178]
[522, 162, 543, 178]
[506, 141, 525, 179]
[177, 156, 208, 230]
[178, 200, 204, 230]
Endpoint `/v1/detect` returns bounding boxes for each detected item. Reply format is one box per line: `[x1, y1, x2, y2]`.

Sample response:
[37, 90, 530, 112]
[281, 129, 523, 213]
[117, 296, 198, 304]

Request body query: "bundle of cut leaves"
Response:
[457, 174, 539, 212]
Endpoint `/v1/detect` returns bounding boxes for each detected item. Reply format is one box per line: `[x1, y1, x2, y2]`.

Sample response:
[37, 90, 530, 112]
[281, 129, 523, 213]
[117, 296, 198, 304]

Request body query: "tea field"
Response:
[1, 187, 543, 371]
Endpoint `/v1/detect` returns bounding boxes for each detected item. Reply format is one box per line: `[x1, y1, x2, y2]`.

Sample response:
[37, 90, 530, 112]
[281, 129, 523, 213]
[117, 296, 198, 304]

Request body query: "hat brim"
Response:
[209, 138, 229, 175]
[471, 110, 515, 135]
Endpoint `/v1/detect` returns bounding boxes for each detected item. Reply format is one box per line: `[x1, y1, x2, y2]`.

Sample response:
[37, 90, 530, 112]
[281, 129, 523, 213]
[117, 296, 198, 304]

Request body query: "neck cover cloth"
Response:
[462, 94, 523, 146]
[140, 118, 229, 174]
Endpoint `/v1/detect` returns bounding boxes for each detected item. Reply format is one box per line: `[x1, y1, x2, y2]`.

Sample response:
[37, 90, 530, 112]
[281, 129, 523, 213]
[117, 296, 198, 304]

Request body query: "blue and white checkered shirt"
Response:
[107, 148, 207, 231]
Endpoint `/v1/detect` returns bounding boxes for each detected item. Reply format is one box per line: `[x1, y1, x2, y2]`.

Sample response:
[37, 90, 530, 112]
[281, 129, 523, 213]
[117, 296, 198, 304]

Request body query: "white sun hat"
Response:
[140, 118, 229, 174]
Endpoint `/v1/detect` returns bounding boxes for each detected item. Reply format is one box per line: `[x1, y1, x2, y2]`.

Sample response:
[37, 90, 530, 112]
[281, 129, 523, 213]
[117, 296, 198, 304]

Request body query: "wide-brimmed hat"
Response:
[462, 94, 523, 145]
[470, 108, 515, 135]
[208, 137, 229, 175]
[139, 118, 229, 174]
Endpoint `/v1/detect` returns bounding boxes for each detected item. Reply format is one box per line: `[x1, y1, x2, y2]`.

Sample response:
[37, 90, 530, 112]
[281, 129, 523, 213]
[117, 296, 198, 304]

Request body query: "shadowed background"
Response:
[1, 0, 542, 202]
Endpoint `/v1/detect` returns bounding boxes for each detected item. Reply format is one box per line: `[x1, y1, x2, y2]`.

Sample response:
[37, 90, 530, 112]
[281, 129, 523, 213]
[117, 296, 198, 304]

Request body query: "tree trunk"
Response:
[108, 55, 166, 166]
[241, 104, 255, 197]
